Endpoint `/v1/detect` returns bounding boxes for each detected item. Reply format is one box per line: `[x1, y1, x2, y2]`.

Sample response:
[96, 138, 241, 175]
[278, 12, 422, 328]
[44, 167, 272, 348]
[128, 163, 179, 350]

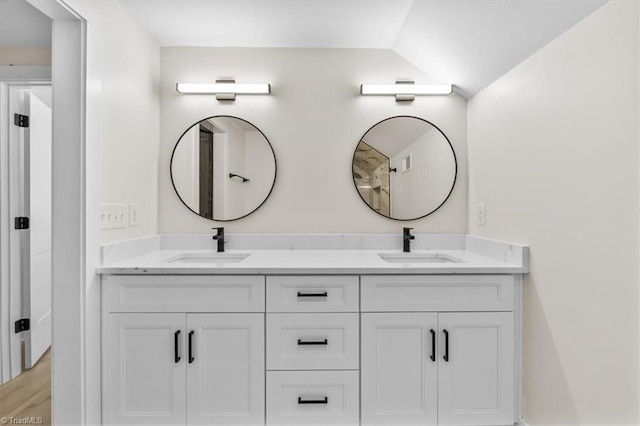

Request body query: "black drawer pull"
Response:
[297, 291, 328, 298]
[443, 329, 449, 362]
[174, 330, 181, 363]
[430, 329, 436, 362]
[188, 331, 195, 364]
[297, 339, 328, 346]
[298, 397, 328, 404]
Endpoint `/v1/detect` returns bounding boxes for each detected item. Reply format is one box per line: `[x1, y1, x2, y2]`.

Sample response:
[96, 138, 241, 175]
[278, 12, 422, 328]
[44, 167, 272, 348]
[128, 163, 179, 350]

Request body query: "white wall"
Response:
[171, 126, 199, 209]
[56, 1, 160, 423]
[244, 130, 276, 214]
[0, 47, 50, 66]
[213, 132, 226, 219]
[159, 48, 468, 233]
[221, 120, 247, 219]
[468, 2, 639, 424]
[94, 7, 160, 244]
[390, 128, 456, 219]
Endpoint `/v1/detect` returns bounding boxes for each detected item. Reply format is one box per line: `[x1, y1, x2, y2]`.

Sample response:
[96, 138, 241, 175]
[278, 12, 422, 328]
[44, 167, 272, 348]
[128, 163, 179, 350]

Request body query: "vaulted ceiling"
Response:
[119, 0, 415, 49]
[392, 0, 607, 98]
[5, 0, 608, 98]
[119, 0, 607, 98]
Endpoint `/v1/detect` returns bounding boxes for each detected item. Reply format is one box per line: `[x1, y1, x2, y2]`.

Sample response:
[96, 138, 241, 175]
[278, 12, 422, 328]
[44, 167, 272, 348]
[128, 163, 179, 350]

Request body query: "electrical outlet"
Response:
[129, 203, 140, 227]
[100, 203, 129, 230]
[477, 203, 486, 226]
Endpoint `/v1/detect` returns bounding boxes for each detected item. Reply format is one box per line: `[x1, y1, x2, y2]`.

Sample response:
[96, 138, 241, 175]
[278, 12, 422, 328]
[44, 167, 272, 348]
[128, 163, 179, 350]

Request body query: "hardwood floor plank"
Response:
[0, 349, 51, 425]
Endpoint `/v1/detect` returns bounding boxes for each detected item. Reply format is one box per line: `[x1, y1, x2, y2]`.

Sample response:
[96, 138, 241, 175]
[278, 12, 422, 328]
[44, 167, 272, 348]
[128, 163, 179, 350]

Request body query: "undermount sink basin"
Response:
[378, 253, 460, 264]
[165, 253, 250, 264]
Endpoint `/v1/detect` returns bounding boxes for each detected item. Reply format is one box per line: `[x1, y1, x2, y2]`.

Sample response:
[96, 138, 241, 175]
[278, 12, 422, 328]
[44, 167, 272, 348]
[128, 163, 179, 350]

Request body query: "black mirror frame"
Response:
[351, 115, 457, 221]
[170, 115, 277, 222]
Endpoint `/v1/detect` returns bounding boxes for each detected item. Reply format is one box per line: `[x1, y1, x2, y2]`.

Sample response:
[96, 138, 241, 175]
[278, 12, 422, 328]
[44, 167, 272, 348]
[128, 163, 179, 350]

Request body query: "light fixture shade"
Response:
[360, 83, 453, 96]
[176, 82, 271, 95]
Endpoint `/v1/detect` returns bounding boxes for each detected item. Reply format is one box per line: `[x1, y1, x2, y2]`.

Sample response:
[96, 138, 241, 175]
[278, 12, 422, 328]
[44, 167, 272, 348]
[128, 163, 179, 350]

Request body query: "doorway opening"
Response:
[1, 0, 86, 423]
[0, 82, 53, 424]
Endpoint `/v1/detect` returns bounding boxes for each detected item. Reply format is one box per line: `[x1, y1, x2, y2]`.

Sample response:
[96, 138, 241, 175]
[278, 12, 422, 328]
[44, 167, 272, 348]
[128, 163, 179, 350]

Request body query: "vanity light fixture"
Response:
[176, 79, 271, 101]
[360, 80, 453, 102]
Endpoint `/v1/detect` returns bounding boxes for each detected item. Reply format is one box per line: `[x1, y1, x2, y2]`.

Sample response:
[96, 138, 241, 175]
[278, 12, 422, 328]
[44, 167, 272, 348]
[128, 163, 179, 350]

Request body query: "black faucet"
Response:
[403, 227, 415, 253]
[212, 227, 225, 252]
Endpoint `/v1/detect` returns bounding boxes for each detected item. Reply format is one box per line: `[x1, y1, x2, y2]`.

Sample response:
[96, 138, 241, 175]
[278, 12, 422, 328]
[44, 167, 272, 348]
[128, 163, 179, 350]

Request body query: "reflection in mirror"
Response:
[171, 116, 276, 221]
[352, 116, 456, 221]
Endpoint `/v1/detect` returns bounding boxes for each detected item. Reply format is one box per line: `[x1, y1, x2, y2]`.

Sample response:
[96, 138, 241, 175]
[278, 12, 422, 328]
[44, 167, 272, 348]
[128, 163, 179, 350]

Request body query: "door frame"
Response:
[21, 1, 89, 424]
[0, 81, 52, 386]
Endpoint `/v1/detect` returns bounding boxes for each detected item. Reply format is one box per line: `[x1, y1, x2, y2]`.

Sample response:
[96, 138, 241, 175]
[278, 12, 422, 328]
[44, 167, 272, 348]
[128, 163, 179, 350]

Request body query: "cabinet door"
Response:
[361, 313, 438, 425]
[106, 313, 186, 425]
[186, 314, 265, 425]
[438, 312, 514, 426]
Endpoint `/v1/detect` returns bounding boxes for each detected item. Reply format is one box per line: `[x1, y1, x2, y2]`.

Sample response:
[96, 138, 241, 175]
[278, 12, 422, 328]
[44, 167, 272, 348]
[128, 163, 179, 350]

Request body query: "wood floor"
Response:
[0, 349, 51, 425]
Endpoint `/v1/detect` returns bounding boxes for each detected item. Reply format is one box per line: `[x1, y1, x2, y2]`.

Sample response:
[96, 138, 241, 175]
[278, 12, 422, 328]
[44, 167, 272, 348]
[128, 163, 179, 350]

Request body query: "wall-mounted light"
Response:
[360, 80, 453, 102]
[176, 79, 271, 101]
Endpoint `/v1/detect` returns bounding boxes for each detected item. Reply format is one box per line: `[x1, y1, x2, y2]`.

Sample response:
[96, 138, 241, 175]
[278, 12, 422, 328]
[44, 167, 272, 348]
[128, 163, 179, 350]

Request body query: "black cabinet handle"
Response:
[443, 329, 449, 362]
[174, 330, 181, 363]
[188, 331, 195, 364]
[430, 329, 436, 362]
[298, 397, 328, 404]
[297, 291, 328, 298]
[297, 339, 328, 346]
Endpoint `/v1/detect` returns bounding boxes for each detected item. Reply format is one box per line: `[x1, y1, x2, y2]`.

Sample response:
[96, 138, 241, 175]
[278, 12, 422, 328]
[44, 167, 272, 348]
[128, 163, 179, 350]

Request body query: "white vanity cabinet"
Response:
[102, 272, 522, 426]
[361, 312, 439, 425]
[437, 312, 514, 426]
[265, 276, 360, 425]
[106, 313, 187, 426]
[185, 313, 264, 425]
[103, 276, 266, 426]
[361, 275, 517, 426]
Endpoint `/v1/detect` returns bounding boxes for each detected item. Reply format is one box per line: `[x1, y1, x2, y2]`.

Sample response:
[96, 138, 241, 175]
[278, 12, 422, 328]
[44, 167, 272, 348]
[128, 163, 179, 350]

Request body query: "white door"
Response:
[186, 313, 264, 425]
[106, 313, 187, 425]
[361, 313, 438, 426]
[23, 91, 52, 368]
[437, 312, 515, 426]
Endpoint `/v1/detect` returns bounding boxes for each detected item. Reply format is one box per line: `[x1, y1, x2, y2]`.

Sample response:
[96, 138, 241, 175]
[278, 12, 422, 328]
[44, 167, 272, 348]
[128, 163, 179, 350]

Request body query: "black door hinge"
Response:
[14, 318, 30, 333]
[14, 217, 29, 230]
[14, 114, 29, 128]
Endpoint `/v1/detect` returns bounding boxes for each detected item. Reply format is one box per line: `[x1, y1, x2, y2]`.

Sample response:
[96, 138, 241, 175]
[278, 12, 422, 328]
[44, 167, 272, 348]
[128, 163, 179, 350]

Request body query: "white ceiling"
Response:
[393, 0, 608, 98]
[0, 0, 51, 47]
[0, 0, 607, 98]
[118, 0, 414, 48]
[118, 0, 607, 98]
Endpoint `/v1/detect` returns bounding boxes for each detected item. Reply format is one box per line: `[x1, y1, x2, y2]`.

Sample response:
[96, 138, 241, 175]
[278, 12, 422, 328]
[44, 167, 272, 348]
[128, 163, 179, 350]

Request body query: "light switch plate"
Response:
[100, 203, 129, 230]
[129, 203, 140, 227]
[477, 203, 486, 226]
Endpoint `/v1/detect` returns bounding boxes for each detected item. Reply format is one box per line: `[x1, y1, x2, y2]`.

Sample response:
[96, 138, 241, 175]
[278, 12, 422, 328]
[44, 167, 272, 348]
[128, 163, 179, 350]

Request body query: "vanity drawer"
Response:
[106, 275, 265, 313]
[266, 371, 359, 425]
[266, 276, 358, 312]
[267, 313, 359, 370]
[361, 275, 514, 312]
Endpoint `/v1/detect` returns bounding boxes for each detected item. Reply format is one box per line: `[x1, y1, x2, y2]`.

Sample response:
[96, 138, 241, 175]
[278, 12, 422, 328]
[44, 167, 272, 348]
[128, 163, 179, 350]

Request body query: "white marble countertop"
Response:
[97, 248, 527, 275]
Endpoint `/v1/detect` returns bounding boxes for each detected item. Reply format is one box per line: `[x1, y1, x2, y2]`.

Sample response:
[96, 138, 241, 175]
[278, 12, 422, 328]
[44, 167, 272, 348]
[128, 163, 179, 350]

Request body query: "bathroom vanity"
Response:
[98, 234, 528, 426]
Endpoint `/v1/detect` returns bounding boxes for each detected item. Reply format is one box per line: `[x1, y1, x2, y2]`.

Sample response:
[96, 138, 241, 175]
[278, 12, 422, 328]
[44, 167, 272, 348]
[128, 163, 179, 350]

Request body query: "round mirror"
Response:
[352, 116, 457, 221]
[171, 116, 276, 221]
